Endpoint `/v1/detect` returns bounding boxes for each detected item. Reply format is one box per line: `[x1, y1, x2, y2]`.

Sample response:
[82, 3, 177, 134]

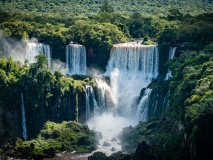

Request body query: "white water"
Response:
[95, 79, 116, 113]
[87, 43, 159, 156]
[87, 113, 133, 156]
[66, 44, 86, 75]
[105, 44, 158, 121]
[86, 85, 98, 120]
[164, 47, 177, 80]
[25, 42, 52, 67]
[21, 93, 27, 140]
[136, 88, 152, 122]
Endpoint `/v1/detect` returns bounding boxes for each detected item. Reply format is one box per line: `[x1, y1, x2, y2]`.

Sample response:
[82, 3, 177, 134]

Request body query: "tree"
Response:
[100, 1, 113, 13]
[158, 28, 178, 45]
[167, 9, 183, 21]
[204, 42, 213, 53]
[33, 54, 48, 70]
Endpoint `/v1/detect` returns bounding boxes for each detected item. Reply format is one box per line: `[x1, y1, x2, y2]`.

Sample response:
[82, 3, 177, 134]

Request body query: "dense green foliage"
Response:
[0, 55, 98, 140]
[0, 1, 213, 159]
[0, 11, 128, 68]
[120, 52, 213, 160]
[0, 121, 98, 159]
[0, 0, 212, 16]
[1, 9, 213, 70]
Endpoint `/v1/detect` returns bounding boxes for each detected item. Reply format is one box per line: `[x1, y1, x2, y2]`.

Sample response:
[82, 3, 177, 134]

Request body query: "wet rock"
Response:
[43, 147, 55, 158]
[110, 151, 122, 158]
[88, 151, 107, 160]
[77, 136, 92, 145]
[134, 141, 156, 160]
[111, 147, 115, 151]
[96, 131, 103, 139]
[111, 138, 117, 142]
[103, 142, 111, 147]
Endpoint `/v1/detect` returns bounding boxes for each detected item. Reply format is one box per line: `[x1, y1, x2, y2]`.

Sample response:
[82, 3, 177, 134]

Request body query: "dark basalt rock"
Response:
[134, 141, 156, 160]
[77, 136, 92, 145]
[103, 142, 111, 147]
[111, 147, 115, 151]
[88, 151, 108, 160]
[43, 147, 55, 158]
[111, 138, 117, 142]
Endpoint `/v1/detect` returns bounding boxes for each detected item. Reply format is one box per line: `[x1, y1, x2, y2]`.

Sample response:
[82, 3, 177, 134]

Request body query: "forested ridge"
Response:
[0, 0, 213, 159]
[0, 0, 213, 15]
[1, 9, 213, 66]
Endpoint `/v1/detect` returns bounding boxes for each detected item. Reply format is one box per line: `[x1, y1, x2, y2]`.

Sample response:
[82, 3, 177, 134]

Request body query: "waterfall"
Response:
[105, 44, 159, 79]
[25, 42, 52, 67]
[86, 85, 91, 120]
[87, 43, 159, 156]
[137, 89, 171, 121]
[136, 88, 152, 122]
[21, 93, 27, 140]
[105, 44, 159, 119]
[66, 44, 86, 75]
[164, 47, 177, 80]
[95, 79, 116, 113]
[85, 85, 98, 120]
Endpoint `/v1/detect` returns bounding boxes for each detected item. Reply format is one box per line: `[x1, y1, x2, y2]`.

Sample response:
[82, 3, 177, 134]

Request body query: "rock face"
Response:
[103, 142, 111, 147]
[135, 141, 156, 160]
[88, 152, 108, 160]
[111, 138, 117, 142]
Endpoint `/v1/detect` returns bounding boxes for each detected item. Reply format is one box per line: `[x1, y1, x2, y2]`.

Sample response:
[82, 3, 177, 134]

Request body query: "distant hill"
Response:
[0, 0, 212, 15]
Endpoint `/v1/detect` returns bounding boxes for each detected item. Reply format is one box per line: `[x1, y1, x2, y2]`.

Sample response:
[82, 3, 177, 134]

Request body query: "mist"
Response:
[87, 113, 135, 156]
[85, 44, 159, 155]
[51, 59, 67, 74]
[0, 31, 26, 63]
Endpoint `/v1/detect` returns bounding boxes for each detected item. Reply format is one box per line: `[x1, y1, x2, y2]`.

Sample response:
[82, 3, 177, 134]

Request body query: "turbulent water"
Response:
[136, 88, 152, 122]
[86, 85, 98, 120]
[21, 93, 27, 141]
[105, 43, 159, 122]
[25, 42, 52, 67]
[66, 44, 86, 75]
[87, 43, 159, 156]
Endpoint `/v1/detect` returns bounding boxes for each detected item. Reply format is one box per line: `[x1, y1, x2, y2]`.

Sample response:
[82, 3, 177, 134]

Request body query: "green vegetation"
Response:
[0, 121, 98, 159]
[120, 52, 213, 159]
[0, 1, 213, 159]
[0, 0, 212, 16]
[204, 42, 213, 53]
[1, 8, 213, 70]
[142, 36, 154, 45]
[88, 151, 108, 160]
[71, 21, 127, 69]
[0, 55, 97, 140]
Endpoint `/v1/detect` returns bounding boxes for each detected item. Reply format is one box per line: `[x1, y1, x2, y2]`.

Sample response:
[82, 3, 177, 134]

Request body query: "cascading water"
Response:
[136, 88, 152, 122]
[66, 44, 86, 75]
[105, 43, 159, 120]
[164, 47, 177, 80]
[85, 85, 98, 120]
[87, 43, 159, 156]
[21, 93, 27, 141]
[86, 80, 123, 156]
[86, 85, 91, 120]
[95, 79, 116, 113]
[136, 88, 171, 121]
[25, 42, 52, 67]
